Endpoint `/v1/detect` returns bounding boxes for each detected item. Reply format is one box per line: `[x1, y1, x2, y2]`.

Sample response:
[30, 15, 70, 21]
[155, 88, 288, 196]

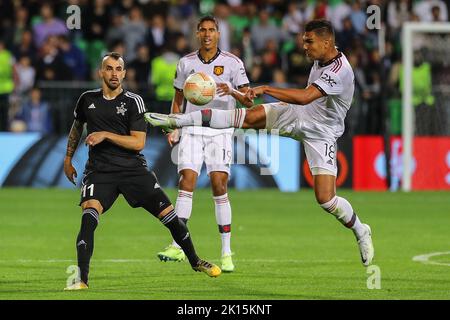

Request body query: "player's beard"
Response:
[104, 78, 121, 90]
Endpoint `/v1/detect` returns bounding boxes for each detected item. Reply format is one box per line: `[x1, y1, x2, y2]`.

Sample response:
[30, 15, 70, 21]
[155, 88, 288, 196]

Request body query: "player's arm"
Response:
[85, 130, 146, 152]
[247, 85, 324, 105]
[64, 119, 84, 185]
[164, 89, 184, 146]
[217, 83, 253, 107]
[171, 89, 184, 114]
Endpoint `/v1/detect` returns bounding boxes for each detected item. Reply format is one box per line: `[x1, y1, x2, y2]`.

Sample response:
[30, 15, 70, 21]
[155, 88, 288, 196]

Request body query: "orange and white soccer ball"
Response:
[183, 72, 216, 106]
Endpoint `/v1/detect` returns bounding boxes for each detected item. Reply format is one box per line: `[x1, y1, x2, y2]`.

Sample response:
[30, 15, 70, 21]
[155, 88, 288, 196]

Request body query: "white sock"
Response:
[210, 109, 246, 128]
[175, 109, 246, 129]
[213, 193, 232, 255]
[172, 190, 193, 248]
[320, 196, 366, 239]
[175, 112, 202, 127]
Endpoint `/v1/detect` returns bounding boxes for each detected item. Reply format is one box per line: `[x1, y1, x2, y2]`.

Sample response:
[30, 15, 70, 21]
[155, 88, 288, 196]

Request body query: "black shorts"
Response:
[79, 169, 172, 216]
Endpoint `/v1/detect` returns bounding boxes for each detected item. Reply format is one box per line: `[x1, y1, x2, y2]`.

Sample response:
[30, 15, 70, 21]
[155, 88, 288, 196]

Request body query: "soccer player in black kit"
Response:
[63, 52, 221, 290]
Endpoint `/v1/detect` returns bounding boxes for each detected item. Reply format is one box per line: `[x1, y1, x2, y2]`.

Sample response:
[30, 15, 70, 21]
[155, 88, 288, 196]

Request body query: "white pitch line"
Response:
[412, 251, 450, 267]
[0, 258, 349, 264]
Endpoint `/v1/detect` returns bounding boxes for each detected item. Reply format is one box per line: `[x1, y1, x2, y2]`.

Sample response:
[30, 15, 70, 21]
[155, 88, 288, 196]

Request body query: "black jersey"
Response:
[73, 88, 148, 172]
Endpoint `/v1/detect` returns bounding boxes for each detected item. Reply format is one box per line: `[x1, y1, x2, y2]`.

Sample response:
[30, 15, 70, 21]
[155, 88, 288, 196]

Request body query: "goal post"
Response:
[401, 22, 450, 191]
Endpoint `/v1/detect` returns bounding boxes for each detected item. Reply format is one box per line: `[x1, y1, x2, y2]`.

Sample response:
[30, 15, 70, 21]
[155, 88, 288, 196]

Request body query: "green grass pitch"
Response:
[0, 188, 449, 300]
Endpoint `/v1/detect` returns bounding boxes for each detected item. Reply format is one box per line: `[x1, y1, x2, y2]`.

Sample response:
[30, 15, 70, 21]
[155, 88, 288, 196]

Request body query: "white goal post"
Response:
[401, 22, 450, 191]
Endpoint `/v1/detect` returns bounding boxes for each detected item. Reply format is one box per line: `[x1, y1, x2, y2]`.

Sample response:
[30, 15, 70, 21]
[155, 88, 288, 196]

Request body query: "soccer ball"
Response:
[183, 72, 216, 106]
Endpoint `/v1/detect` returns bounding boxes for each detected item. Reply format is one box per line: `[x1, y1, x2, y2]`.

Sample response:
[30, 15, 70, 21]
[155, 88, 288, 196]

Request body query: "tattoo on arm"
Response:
[66, 120, 84, 157]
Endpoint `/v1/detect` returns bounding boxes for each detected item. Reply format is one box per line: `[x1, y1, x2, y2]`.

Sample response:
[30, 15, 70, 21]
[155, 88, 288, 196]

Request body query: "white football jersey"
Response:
[300, 52, 354, 139]
[174, 49, 249, 135]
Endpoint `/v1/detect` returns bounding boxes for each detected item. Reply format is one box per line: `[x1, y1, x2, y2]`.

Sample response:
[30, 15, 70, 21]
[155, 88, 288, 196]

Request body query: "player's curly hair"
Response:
[197, 15, 219, 31]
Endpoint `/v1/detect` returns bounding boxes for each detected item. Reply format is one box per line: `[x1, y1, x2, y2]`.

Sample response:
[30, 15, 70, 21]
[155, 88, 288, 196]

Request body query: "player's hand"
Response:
[63, 157, 77, 185]
[85, 131, 107, 147]
[166, 129, 180, 147]
[216, 83, 232, 96]
[246, 86, 266, 99]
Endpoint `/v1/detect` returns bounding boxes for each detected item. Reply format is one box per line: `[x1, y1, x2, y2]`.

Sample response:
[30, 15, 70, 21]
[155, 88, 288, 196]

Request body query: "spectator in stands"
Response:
[286, 33, 311, 87]
[414, 0, 448, 22]
[327, 0, 352, 32]
[336, 16, 358, 53]
[387, 0, 413, 31]
[0, 40, 15, 131]
[105, 11, 126, 48]
[240, 27, 253, 70]
[12, 6, 30, 48]
[32, 2, 68, 49]
[13, 29, 36, 63]
[249, 62, 263, 83]
[257, 49, 278, 83]
[431, 5, 445, 22]
[312, 0, 328, 19]
[347, 51, 371, 135]
[14, 55, 36, 95]
[16, 87, 53, 134]
[173, 33, 190, 56]
[250, 9, 283, 53]
[128, 43, 151, 89]
[84, 0, 110, 42]
[35, 36, 72, 81]
[58, 35, 88, 81]
[147, 14, 169, 59]
[282, 1, 305, 36]
[122, 6, 147, 62]
[350, 1, 367, 35]
[214, 3, 232, 52]
[151, 45, 179, 103]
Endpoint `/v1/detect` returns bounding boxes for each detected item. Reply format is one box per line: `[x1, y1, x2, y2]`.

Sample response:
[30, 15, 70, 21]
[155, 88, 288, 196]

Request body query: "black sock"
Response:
[161, 209, 199, 267]
[76, 208, 99, 285]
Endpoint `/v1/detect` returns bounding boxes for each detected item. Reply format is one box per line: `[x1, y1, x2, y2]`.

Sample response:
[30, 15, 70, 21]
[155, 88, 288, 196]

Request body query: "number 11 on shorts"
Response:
[82, 184, 94, 197]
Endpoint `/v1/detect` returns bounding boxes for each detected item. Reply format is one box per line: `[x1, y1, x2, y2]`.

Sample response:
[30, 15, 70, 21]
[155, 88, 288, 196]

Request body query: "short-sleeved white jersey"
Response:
[174, 49, 249, 135]
[300, 51, 354, 139]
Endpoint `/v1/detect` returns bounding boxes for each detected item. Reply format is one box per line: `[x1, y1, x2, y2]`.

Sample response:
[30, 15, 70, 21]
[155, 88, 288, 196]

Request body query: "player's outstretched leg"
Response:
[144, 106, 267, 130]
[65, 207, 99, 290]
[158, 207, 221, 277]
[320, 196, 374, 266]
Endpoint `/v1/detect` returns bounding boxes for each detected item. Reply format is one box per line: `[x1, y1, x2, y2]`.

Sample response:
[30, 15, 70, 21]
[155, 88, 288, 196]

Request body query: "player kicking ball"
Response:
[145, 20, 374, 267]
[63, 52, 220, 291]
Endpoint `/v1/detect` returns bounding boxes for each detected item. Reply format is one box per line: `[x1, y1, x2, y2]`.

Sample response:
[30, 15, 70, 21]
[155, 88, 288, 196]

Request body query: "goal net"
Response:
[401, 22, 450, 191]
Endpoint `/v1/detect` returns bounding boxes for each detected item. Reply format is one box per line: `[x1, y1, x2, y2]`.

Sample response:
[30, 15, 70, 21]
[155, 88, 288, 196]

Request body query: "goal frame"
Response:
[401, 22, 450, 191]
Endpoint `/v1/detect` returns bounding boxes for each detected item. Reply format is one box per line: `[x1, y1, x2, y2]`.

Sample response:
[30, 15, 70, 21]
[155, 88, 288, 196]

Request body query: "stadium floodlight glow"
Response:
[401, 22, 450, 191]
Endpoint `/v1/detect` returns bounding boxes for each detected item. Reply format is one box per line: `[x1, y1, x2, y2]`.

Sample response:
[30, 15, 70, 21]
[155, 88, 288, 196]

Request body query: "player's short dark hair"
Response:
[305, 19, 334, 38]
[197, 15, 219, 31]
[102, 52, 125, 68]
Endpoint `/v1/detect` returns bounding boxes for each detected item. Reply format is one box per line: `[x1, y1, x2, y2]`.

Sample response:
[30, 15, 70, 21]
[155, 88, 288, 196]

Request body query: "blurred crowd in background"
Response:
[0, 0, 449, 135]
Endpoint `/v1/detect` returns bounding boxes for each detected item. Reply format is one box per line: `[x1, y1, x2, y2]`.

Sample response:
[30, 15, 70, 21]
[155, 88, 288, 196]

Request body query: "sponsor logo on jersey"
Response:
[320, 73, 337, 87]
[214, 65, 224, 75]
[88, 103, 96, 109]
[189, 69, 195, 75]
[116, 102, 127, 116]
[154, 182, 160, 189]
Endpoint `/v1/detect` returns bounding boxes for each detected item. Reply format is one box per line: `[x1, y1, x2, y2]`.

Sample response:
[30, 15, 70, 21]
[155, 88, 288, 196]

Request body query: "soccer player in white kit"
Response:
[146, 20, 374, 266]
[156, 16, 253, 272]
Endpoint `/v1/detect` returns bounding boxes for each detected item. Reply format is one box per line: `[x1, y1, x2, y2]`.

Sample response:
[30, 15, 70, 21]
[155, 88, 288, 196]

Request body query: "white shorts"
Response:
[177, 131, 233, 176]
[263, 103, 338, 176]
